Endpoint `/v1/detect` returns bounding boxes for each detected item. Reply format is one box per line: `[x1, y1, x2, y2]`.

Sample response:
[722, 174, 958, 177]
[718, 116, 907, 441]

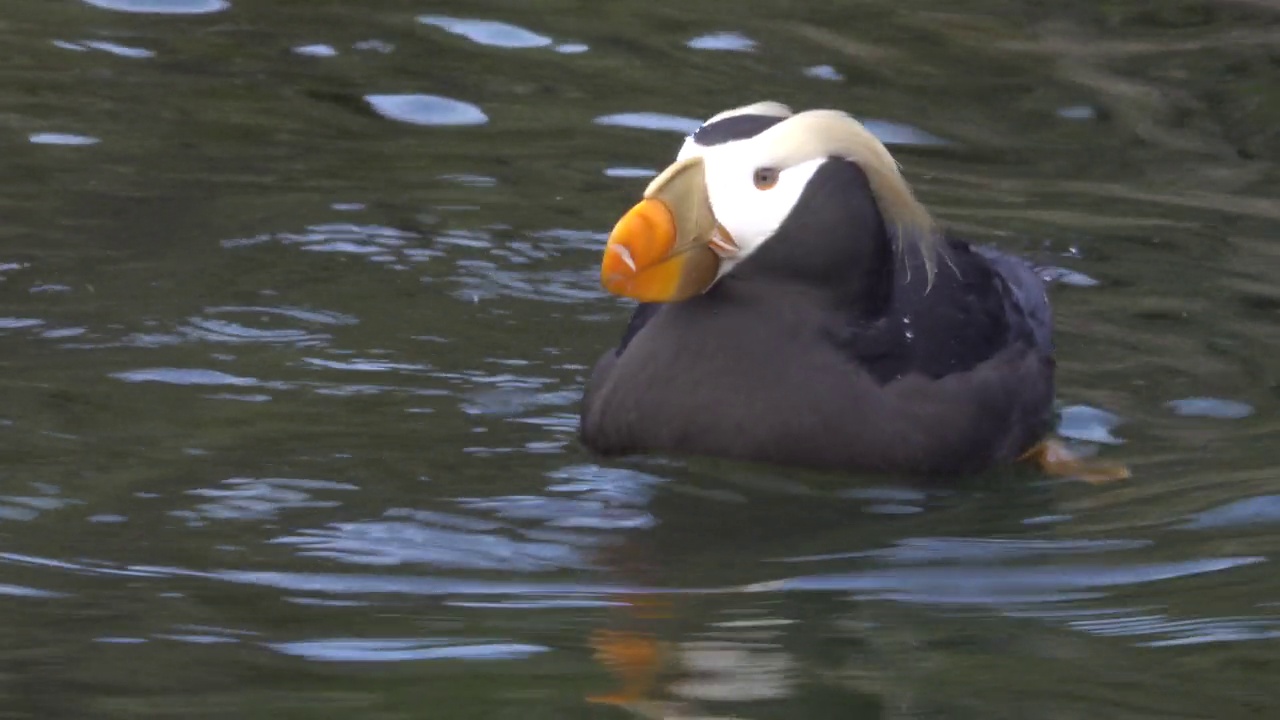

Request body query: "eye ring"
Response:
[752, 167, 779, 191]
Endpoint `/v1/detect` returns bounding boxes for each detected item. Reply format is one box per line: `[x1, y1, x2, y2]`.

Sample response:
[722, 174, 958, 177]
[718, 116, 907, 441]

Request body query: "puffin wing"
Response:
[972, 244, 1054, 356]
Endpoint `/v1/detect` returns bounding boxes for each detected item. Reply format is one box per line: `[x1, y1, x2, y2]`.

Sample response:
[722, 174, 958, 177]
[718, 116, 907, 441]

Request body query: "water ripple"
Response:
[1066, 612, 1280, 647]
[365, 94, 488, 127]
[54, 39, 155, 58]
[175, 477, 357, 524]
[302, 357, 430, 373]
[594, 112, 702, 135]
[180, 317, 326, 345]
[274, 513, 591, 571]
[82, 0, 230, 13]
[777, 536, 1151, 565]
[860, 119, 950, 147]
[0, 583, 67, 598]
[1057, 404, 1125, 445]
[224, 223, 421, 254]
[270, 637, 549, 662]
[292, 44, 338, 58]
[418, 15, 553, 49]
[744, 556, 1264, 605]
[604, 166, 658, 179]
[687, 31, 756, 52]
[804, 64, 844, 81]
[112, 367, 264, 387]
[29, 133, 99, 146]
[0, 317, 44, 330]
[457, 495, 655, 531]
[451, 266, 603, 304]
[0, 483, 79, 523]
[1167, 396, 1254, 420]
[1181, 496, 1280, 531]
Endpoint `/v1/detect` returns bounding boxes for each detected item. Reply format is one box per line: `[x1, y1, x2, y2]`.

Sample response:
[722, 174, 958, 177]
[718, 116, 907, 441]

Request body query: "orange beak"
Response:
[599, 156, 737, 303]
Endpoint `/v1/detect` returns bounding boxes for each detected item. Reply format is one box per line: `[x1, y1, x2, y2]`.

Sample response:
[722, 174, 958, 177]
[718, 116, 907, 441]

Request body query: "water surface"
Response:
[1, 0, 1278, 717]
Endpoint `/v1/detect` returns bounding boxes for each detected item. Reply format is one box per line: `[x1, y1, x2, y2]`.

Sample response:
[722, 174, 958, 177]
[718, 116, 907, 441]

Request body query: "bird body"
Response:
[579, 101, 1061, 477]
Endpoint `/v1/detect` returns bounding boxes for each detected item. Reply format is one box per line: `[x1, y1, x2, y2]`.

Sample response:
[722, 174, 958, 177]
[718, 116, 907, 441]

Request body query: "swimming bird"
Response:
[580, 101, 1125, 480]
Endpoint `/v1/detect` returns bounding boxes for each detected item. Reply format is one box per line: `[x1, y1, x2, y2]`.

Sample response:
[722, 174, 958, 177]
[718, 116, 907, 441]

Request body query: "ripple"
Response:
[1058, 404, 1125, 445]
[82, 0, 230, 13]
[29, 133, 99, 146]
[293, 44, 338, 58]
[450, 266, 605, 304]
[459, 494, 655, 531]
[1166, 397, 1254, 420]
[112, 367, 261, 387]
[778, 536, 1151, 564]
[227, 305, 357, 326]
[176, 477, 357, 524]
[1041, 265, 1101, 287]
[352, 39, 394, 54]
[529, 227, 607, 253]
[181, 317, 326, 345]
[744, 556, 1264, 605]
[365, 94, 488, 126]
[458, 386, 578, 417]
[604, 166, 657, 179]
[1065, 612, 1280, 647]
[224, 223, 423, 257]
[211, 569, 644, 598]
[687, 31, 756, 52]
[0, 484, 79, 523]
[594, 112, 701, 134]
[0, 551, 663, 599]
[1057, 105, 1099, 120]
[54, 39, 155, 58]
[174, 304, 356, 346]
[271, 638, 549, 663]
[0, 583, 66, 599]
[417, 15, 552, 49]
[0, 317, 44, 329]
[860, 119, 949, 147]
[275, 514, 590, 571]
[804, 64, 844, 81]
[439, 173, 497, 188]
[302, 357, 429, 373]
[1181, 496, 1280, 530]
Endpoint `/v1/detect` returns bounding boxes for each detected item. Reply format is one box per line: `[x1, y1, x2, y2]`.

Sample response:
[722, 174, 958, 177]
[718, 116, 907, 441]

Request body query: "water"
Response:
[2, 0, 1278, 716]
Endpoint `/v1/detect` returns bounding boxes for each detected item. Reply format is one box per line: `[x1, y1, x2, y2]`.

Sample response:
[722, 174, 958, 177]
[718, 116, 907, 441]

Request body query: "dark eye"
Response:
[752, 167, 779, 190]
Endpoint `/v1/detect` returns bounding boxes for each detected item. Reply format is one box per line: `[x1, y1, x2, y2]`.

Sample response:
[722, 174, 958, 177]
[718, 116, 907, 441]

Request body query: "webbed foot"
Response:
[1021, 438, 1131, 484]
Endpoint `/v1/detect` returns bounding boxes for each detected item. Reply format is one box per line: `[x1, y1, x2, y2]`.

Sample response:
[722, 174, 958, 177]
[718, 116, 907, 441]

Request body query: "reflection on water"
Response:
[1, 0, 1279, 717]
[364, 94, 490, 127]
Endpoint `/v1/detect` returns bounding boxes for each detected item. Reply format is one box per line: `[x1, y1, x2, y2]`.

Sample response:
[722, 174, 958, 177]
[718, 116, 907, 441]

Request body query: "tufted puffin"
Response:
[579, 101, 1127, 481]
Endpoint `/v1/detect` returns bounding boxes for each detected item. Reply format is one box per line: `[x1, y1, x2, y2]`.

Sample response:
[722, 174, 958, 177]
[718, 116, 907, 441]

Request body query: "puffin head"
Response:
[600, 101, 941, 303]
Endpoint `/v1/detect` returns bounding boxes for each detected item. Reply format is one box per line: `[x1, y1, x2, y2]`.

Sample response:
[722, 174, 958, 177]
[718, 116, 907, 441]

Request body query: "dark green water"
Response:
[2, 0, 1278, 717]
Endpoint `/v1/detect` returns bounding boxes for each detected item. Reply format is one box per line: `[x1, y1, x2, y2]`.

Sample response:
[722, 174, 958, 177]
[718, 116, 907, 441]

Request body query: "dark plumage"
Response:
[579, 105, 1057, 477]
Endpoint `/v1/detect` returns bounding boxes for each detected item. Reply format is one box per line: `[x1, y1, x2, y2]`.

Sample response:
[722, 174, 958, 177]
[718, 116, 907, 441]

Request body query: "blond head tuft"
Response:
[752, 109, 943, 284]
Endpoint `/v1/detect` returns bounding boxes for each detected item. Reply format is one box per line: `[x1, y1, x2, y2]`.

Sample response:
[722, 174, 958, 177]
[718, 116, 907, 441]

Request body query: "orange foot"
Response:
[1021, 438, 1130, 484]
[586, 629, 664, 706]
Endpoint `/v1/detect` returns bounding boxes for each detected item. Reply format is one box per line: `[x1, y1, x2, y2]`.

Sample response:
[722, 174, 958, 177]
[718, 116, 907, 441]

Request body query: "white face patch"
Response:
[703, 151, 825, 277]
[679, 135, 825, 278]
